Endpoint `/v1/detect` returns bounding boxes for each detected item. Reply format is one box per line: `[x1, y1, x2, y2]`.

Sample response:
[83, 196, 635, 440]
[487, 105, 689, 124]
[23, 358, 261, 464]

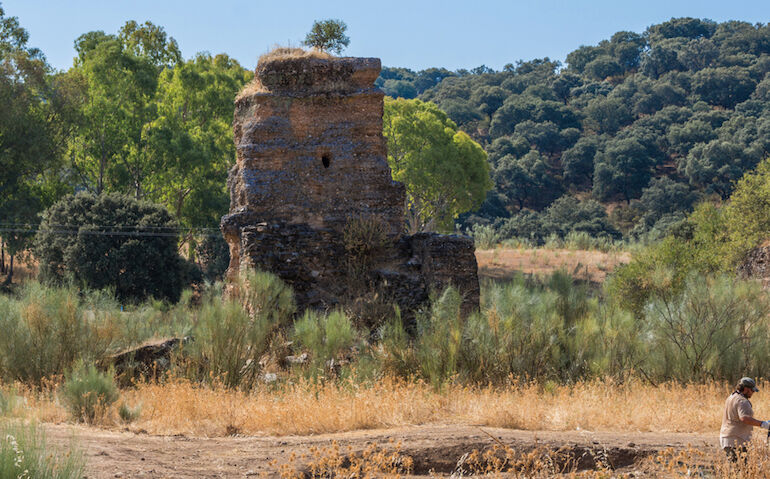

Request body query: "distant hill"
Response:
[377, 18, 770, 243]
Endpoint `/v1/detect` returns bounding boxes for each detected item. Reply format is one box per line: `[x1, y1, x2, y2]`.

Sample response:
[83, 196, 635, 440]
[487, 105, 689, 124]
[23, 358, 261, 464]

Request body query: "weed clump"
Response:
[118, 402, 141, 424]
[182, 270, 295, 389]
[62, 362, 119, 423]
[0, 282, 118, 384]
[293, 310, 357, 377]
[0, 422, 84, 479]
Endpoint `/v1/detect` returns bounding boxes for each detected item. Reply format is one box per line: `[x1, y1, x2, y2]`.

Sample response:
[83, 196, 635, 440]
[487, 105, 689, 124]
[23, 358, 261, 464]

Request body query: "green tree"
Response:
[68, 21, 180, 198]
[145, 53, 251, 230]
[632, 177, 697, 233]
[35, 192, 191, 303]
[593, 137, 654, 202]
[494, 151, 560, 211]
[585, 56, 622, 80]
[682, 140, 759, 199]
[562, 136, 600, 187]
[302, 19, 350, 54]
[542, 195, 619, 238]
[691, 66, 757, 108]
[723, 159, 770, 263]
[584, 96, 634, 134]
[0, 6, 71, 281]
[383, 98, 492, 232]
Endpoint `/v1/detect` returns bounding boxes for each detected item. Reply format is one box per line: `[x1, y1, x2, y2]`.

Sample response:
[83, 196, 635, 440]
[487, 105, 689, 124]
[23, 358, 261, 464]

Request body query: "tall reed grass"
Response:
[0, 421, 84, 479]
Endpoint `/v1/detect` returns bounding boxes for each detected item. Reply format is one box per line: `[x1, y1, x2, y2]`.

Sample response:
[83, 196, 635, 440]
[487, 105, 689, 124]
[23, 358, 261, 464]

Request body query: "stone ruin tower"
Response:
[221, 55, 480, 322]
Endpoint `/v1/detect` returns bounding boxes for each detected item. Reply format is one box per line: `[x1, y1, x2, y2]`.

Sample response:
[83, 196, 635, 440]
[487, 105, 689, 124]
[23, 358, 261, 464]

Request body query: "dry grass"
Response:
[236, 78, 269, 99]
[257, 46, 332, 65]
[237, 46, 335, 100]
[1, 378, 753, 438]
[476, 248, 631, 283]
[276, 441, 414, 479]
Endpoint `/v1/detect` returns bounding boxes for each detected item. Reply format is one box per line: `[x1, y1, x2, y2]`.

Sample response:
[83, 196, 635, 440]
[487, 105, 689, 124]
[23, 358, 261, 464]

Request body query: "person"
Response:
[720, 377, 770, 462]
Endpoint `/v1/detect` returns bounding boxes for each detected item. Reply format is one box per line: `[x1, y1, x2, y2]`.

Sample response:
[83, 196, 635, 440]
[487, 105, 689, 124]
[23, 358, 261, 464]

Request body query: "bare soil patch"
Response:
[476, 248, 631, 283]
[44, 423, 716, 478]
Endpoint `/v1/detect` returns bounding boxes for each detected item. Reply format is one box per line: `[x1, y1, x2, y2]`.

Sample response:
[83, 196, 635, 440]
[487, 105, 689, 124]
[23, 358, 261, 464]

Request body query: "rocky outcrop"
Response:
[105, 337, 188, 384]
[221, 55, 479, 323]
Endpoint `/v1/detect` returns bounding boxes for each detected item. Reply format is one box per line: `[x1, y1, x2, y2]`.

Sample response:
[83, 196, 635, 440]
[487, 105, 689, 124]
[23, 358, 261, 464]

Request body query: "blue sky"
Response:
[3, 0, 769, 72]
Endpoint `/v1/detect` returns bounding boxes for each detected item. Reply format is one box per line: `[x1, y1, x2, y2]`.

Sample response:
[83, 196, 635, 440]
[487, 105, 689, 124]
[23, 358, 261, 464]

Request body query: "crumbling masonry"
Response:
[221, 55, 480, 322]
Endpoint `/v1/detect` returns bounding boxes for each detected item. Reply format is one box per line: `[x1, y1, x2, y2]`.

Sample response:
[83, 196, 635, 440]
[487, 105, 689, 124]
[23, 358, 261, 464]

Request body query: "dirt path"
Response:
[44, 423, 717, 478]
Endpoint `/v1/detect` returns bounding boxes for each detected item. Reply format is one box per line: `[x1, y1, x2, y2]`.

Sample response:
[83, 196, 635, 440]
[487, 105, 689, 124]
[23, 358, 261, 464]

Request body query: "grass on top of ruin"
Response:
[0, 376, 749, 437]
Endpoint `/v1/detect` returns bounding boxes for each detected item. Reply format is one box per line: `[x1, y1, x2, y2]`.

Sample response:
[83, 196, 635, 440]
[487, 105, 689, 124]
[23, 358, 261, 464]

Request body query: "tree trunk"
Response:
[0, 238, 5, 275]
[5, 253, 13, 284]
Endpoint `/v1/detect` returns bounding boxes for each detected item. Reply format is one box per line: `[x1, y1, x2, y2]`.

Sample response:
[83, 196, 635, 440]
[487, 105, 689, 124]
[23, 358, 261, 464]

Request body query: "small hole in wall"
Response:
[321, 155, 330, 168]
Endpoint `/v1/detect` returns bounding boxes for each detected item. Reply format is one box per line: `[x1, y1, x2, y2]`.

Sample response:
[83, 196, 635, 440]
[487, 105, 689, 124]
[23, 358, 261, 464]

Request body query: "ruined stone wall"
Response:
[222, 55, 479, 322]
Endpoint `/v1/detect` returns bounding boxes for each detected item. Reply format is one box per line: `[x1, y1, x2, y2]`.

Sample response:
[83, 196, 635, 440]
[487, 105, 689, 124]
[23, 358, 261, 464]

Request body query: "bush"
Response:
[471, 274, 596, 382]
[607, 202, 729, 316]
[641, 275, 770, 382]
[497, 210, 546, 245]
[226, 269, 296, 326]
[724, 158, 770, 264]
[541, 195, 621, 239]
[118, 402, 141, 423]
[378, 313, 417, 378]
[184, 269, 295, 389]
[469, 223, 499, 249]
[0, 282, 118, 384]
[0, 422, 84, 479]
[62, 362, 119, 423]
[196, 234, 230, 282]
[293, 310, 356, 376]
[35, 192, 188, 303]
[414, 288, 464, 387]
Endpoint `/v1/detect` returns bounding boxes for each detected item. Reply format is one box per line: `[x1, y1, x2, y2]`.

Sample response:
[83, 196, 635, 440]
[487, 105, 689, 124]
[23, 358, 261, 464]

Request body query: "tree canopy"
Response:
[302, 19, 350, 54]
[35, 192, 192, 302]
[381, 18, 770, 242]
[383, 98, 492, 233]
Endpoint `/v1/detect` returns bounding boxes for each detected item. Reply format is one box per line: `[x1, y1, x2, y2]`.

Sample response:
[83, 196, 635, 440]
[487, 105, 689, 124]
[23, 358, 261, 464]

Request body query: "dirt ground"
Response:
[44, 423, 717, 478]
[476, 248, 631, 283]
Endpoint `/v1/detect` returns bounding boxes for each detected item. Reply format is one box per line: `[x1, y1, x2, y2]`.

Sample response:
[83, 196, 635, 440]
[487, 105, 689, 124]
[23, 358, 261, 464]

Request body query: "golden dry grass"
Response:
[1, 378, 754, 438]
[237, 46, 335, 100]
[257, 46, 332, 65]
[476, 248, 631, 283]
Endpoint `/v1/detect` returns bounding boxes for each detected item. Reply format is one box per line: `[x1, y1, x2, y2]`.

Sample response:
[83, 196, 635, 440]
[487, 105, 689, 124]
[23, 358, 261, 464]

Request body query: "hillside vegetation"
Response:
[379, 18, 770, 243]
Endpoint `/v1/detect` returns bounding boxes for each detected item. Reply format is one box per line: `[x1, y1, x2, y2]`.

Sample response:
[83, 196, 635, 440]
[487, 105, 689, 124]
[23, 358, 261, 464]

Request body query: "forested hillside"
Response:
[377, 18, 770, 243]
[4, 11, 770, 281]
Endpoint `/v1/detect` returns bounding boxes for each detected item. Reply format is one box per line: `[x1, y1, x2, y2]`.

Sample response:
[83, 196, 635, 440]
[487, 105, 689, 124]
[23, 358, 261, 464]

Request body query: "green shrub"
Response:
[0, 282, 118, 384]
[641, 275, 770, 382]
[0, 391, 10, 416]
[293, 310, 356, 376]
[590, 303, 643, 380]
[724, 158, 770, 264]
[414, 288, 464, 387]
[378, 313, 417, 378]
[470, 224, 499, 249]
[118, 402, 141, 423]
[0, 422, 84, 479]
[35, 192, 189, 303]
[196, 234, 230, 282]
[185, 270, 295, 389]
[227, 269, 296, 326]
[62, 363, 119, 423]
[186, 300, 272, 389]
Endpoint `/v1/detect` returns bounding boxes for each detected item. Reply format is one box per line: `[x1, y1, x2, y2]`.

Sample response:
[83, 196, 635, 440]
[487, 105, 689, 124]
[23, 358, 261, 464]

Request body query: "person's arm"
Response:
[737, 400, 769, 428]
[740, 416, 765, 427]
